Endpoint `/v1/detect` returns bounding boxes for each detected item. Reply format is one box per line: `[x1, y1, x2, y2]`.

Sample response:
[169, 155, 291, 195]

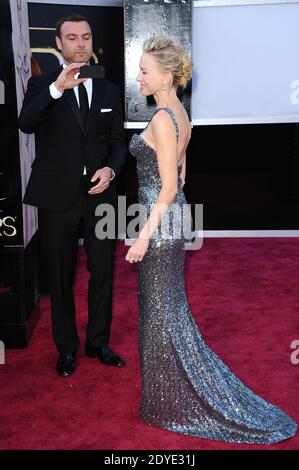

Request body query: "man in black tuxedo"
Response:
[19, 14, 127, 376]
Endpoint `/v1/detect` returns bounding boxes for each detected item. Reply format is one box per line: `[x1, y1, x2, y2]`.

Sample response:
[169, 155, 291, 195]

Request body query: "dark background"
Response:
[0, 0, 38, 340]
[0, 0, 24, 247]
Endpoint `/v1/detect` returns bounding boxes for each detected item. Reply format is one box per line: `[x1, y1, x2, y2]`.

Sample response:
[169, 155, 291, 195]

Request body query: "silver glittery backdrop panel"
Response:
[124, 0, 192, 122]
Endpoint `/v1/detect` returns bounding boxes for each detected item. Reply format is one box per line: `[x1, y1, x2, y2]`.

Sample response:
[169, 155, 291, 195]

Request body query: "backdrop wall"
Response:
[192, 1, 299, 125]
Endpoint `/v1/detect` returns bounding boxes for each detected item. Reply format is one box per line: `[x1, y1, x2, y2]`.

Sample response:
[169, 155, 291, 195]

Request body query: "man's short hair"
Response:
[56, 14, 92, 38]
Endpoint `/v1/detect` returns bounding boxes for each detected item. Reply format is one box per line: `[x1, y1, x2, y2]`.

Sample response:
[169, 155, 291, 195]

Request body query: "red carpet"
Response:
[0, 238, 298, 450]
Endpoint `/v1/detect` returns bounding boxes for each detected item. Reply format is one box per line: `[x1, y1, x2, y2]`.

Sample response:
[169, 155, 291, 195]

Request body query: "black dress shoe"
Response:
[56, 351, 76, 377]
[85, 345, 125, 366]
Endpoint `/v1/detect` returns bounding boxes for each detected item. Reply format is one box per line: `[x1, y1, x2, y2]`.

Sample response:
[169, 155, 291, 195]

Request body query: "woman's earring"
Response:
[162, 86, 166, 91]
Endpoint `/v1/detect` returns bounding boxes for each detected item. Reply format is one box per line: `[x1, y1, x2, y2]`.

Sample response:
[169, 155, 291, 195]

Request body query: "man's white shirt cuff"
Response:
[49, 82, 64, 99]
[105, 167, 115, 181]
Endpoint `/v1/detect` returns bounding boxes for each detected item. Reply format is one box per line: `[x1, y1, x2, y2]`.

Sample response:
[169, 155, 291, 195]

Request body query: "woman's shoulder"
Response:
[151, 109, 178, 139]
[152, 107, 174, 124]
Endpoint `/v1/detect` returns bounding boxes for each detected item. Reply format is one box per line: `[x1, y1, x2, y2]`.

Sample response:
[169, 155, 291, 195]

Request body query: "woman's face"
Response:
[136, 53, 169, 96]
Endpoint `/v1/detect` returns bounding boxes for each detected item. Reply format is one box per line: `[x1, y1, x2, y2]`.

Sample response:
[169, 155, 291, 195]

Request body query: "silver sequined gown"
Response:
[129, 107, 297, 444]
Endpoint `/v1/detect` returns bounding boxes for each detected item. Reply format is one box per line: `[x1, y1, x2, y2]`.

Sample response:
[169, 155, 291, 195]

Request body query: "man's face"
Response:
[56, 21, 93, 65]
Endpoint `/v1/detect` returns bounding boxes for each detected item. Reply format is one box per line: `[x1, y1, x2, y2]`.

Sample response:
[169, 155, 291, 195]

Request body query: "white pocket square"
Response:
[100, 108, 112, 113]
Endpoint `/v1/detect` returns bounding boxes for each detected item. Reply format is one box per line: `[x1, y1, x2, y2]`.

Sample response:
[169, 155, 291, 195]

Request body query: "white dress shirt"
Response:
[49, 63, 115, 181]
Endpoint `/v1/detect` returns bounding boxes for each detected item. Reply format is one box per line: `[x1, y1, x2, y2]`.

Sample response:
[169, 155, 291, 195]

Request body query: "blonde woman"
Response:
[126, 35, 297, 443]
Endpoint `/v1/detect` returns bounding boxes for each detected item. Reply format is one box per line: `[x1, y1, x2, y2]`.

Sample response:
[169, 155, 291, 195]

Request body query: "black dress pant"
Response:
[40, 176, 117, 353]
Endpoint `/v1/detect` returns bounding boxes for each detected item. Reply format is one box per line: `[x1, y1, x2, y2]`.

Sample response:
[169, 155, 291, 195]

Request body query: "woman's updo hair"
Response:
[142, 35, 192, 89]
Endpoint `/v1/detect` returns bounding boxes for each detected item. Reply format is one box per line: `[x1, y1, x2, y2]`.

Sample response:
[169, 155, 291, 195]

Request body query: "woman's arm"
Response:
[126, 110, 178, 262]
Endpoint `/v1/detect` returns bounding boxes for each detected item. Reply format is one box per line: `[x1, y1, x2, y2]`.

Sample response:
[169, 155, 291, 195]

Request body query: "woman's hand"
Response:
[125, 238, 149, 263]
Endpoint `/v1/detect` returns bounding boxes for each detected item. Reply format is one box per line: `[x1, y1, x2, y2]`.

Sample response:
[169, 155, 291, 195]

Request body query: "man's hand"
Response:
[88, 167, 112, 195]
[54, 63, 87, 92]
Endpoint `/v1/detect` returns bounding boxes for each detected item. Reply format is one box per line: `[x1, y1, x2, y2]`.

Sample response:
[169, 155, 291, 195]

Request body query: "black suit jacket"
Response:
[18, 68, 127, 211]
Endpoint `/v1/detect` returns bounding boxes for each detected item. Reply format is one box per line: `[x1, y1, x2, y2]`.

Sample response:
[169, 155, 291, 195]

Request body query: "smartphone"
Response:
[79, 65, 105, 79]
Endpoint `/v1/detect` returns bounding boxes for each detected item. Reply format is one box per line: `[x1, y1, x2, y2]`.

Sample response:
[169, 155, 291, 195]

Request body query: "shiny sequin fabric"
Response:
[129, 107, 297, 444]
